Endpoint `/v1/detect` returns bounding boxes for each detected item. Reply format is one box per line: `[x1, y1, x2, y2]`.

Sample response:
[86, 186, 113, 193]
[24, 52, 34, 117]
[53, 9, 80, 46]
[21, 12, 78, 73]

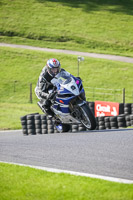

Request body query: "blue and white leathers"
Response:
[51, 71, 85, 124]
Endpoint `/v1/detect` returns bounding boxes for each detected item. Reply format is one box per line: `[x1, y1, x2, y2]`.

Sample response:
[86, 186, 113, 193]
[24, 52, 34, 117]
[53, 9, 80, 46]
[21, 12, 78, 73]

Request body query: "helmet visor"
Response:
[48, 67, 60, 77]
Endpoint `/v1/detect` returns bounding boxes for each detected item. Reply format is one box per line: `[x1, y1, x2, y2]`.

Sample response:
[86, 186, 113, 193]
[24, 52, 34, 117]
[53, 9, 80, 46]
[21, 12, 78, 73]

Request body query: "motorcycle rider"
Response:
[35, 58, 63, 117]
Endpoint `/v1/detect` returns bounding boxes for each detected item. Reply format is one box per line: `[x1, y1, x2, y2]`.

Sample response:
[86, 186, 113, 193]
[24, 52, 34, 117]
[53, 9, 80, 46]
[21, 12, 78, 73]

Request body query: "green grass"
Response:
[0, 0, 133, 57]
[0, 163, 133, 200]
[0, 46, 133, 129]
[0, 103, 43, 130]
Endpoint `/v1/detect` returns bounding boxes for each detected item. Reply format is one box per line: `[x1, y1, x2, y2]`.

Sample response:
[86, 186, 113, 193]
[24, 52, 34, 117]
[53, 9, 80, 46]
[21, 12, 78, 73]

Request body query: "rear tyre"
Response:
[80, 104, 96, 130]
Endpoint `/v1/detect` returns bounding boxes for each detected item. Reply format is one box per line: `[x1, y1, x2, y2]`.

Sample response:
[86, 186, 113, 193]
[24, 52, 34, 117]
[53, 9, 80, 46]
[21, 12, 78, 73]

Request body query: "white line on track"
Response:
[0, 161, 133, 184]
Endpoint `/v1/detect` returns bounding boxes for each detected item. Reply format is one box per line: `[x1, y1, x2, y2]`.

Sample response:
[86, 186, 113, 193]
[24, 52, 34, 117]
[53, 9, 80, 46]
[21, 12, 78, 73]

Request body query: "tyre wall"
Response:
[20, 103, 133, 135]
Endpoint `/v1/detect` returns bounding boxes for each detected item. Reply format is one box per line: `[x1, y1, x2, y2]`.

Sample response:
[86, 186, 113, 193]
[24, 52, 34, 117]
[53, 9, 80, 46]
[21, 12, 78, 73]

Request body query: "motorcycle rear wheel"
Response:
[80, 104, 96, 130]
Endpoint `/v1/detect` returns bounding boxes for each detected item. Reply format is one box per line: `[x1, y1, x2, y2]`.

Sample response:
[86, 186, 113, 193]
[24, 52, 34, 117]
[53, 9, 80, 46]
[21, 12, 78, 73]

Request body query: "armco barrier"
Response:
[20, 103, 133, 135]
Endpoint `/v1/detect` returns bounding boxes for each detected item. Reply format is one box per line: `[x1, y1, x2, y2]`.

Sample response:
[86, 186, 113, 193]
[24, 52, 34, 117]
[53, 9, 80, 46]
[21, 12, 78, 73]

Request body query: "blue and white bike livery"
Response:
[50, 70, 96, 131]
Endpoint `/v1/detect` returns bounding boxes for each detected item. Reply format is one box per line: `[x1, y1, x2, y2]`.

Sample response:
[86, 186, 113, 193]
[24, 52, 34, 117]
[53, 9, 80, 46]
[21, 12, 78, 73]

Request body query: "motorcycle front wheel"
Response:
[80, 104, 96, 130]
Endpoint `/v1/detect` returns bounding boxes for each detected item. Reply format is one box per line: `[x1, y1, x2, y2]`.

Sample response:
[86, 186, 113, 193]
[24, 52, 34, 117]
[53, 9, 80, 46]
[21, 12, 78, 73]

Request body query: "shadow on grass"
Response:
[37, 0, 133, 15]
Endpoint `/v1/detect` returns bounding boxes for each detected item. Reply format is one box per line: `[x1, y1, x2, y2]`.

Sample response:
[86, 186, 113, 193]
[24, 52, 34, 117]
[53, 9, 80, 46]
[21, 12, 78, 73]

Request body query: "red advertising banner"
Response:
[95, 101, 119, 117]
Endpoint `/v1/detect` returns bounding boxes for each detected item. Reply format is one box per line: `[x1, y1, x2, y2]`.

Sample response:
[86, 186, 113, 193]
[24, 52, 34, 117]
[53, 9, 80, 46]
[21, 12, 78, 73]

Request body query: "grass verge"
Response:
[0, 103, 42, 130]
[0, 163, 133, 200]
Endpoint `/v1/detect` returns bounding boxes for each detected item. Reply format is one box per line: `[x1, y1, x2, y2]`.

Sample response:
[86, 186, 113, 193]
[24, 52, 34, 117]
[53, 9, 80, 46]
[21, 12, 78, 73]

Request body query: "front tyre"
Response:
[80, 104, 96, 130]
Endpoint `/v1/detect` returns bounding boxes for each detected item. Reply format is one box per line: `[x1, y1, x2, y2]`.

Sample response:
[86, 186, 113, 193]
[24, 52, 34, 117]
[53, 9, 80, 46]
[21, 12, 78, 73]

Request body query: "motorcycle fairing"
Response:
[51, 71, 85, 123]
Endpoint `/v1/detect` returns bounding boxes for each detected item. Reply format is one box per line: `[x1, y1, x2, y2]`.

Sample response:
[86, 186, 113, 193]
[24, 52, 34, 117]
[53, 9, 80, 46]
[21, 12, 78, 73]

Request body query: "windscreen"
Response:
[51, 71, 72, 86]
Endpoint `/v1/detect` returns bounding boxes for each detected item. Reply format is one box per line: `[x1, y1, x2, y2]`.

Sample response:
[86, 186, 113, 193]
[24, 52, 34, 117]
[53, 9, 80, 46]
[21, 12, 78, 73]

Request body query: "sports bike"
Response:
[49, 70, 96, 132]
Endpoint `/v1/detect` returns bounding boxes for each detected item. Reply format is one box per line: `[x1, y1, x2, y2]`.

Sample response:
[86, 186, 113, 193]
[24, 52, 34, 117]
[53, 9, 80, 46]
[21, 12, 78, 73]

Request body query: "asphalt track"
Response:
[0, 129, 133, 183]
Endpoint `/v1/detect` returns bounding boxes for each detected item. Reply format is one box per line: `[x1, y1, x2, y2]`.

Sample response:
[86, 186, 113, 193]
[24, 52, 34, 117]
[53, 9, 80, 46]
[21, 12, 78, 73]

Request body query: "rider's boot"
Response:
[54, 119, 63, 132]
[54, 119, 71, 133]
[56, 124, 63, 132]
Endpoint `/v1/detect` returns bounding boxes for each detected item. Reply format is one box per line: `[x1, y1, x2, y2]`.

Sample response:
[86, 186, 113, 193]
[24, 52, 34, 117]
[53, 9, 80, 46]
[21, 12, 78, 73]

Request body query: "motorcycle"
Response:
[49, 70, 96, 132]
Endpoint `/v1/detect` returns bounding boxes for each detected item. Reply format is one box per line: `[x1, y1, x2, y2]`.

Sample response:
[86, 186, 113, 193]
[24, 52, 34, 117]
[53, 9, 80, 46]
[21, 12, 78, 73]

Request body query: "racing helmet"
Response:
[46, 58, 61, 77]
